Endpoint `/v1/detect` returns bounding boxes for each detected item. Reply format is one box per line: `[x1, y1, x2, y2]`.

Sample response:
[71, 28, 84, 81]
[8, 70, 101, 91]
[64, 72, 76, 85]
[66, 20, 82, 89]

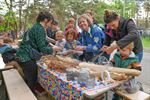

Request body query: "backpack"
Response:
[2, 48, 17, 64]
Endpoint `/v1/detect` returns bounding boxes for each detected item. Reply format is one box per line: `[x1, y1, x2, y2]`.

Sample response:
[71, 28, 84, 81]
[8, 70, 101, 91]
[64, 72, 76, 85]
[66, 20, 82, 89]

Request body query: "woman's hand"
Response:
[47, 36, 56, 44]
[102, 42, 119, 54]
[105, 43, 118, 54]
[105, 46, 115, 54]
[101, 45, 108, 52]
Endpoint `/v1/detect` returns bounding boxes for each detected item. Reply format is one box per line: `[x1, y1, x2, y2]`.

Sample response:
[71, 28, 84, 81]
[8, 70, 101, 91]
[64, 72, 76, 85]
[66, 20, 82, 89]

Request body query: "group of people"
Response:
[1, 9, 143, 99]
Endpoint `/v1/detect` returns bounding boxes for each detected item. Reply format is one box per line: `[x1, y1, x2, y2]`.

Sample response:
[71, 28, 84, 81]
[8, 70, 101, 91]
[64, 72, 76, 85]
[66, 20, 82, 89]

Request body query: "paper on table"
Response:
[0, 54, 5, 69]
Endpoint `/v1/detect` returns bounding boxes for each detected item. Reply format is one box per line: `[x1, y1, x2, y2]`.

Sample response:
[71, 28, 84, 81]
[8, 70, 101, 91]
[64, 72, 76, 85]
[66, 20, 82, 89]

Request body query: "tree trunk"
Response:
[24, 0, 30, 31]
[19, 0, 23, 31]
[10, 0, 13, 10]
[5, 0, 10, 10]
[145, 11, 149, 28]
[136, 8, 139, 27]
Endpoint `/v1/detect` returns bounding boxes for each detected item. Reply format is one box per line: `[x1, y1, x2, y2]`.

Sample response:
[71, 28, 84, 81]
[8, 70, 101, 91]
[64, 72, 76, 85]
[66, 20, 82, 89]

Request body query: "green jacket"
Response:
[16, 22, 53, 62]
[113, 52, 138, 68]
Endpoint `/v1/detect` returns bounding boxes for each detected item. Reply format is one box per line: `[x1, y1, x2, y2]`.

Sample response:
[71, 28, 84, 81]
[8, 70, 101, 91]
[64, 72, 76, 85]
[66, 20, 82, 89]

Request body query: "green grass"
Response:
[142, 37, 150, 48]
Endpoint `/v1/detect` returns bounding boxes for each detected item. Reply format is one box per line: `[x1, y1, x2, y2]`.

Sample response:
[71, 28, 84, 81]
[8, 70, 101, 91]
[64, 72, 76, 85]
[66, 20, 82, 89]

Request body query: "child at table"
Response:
[111, 42, 141, 70]
[65, 28, 82, 59]
[54, 30, 67, 56]
[0, 38, 14, 54]
[64, 18, 79, 40]
[111, 42, 141, 100]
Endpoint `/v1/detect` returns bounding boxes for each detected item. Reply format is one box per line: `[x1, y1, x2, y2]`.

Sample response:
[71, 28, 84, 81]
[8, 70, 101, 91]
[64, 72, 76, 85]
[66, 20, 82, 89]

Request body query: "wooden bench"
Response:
[115, 90, 150, 100]
[2, 69, 37, 100]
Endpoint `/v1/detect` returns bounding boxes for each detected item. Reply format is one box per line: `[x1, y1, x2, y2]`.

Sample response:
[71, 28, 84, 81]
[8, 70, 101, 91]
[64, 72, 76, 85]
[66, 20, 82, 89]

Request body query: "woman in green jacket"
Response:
[16, 11, 60, 93]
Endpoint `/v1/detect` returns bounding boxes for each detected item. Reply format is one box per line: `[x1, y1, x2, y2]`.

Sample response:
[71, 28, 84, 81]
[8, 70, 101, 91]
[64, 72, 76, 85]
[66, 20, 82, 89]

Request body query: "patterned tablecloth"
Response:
[38, 63, 122, 100]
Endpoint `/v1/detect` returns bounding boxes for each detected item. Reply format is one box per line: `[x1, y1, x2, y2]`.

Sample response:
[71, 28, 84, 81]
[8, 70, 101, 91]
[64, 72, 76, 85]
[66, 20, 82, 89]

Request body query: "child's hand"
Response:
[73, 50, 83, 55]
[0, 42, 4, 47]
[64, 50, 74, 56]
[67, 50, 74, 54]
[52, 46, 61, 52]
[74, 46, 86, 51]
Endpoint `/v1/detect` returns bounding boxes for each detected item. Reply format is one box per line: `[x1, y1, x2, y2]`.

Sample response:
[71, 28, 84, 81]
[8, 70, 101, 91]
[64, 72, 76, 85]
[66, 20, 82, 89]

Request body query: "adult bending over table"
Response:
[102, 10, 143, 62]
[16, 11, 60, 93]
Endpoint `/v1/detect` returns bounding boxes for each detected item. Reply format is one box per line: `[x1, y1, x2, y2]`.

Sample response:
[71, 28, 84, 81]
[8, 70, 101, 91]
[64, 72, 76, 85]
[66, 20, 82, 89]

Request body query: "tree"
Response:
[0, 0, 138, 32]
[92, 0, 137, 25]
[22, 0, 48, 29]
[46, 0, 90, 29]
[16, 0, 26, 31]
[144, 1, 150, 28]
[23, 0, 30, 31]
[124, 0, 137, 18]
[3, 0, 18, 32]
[0, 11, 16, 32]
[4, 0, 14, 11]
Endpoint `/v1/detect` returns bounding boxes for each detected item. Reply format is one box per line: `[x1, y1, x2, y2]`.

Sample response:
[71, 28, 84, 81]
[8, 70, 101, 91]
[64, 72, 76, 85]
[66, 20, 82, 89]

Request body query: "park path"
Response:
[138, 50, 150, 94]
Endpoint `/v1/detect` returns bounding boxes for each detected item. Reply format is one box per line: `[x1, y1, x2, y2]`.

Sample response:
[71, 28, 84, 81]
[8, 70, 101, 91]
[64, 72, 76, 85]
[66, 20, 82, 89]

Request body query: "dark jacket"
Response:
[104, 17, 143, 54]
[46, 27, 57, 40]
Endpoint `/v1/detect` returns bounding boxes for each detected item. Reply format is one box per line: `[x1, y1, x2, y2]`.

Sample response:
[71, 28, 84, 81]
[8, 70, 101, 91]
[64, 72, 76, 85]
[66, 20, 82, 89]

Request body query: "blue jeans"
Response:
[135, 51, 143, 62]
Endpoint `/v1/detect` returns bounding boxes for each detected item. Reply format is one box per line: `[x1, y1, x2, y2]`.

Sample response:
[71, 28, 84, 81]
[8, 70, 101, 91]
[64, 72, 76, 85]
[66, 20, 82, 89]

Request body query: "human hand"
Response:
[0, 42, 3, 47]
[73, 50, 83, 55]
[52, 46, 61, 52]
[49, 43, 55, 47]
[47, 37, 56, 44]
[105, 46, 114, 54]
[105, 43, 118, 54]
[101, 45, 108, 52]
[67, 50, 74, 54]
[74, 46, 86, 51]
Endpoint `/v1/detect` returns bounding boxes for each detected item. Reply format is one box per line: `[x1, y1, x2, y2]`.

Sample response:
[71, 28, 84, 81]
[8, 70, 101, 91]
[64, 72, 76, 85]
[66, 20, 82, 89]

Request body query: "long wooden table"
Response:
[84, 80, 128, 99]
[38, 63, 129, 99]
